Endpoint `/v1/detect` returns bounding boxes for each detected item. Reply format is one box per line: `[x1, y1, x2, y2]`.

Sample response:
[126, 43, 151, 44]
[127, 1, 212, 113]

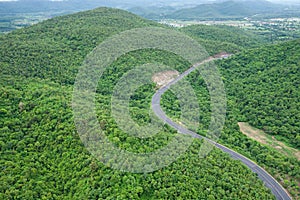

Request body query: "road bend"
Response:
[151, 57, 292, 200]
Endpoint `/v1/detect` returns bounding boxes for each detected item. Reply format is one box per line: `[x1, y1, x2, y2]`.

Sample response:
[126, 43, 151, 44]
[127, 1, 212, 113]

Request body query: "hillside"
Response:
[0, 8, 279, 199]
[128, 6, 176, 20]
[161, 39, 300, 197]
[219, 39, 300, 148]
[180, 24, 267, 54]
[0, 8, 158, 84]
[167, 0, 288, 20]
[219, 40, 300, 197]
[0, 8, 261, 82]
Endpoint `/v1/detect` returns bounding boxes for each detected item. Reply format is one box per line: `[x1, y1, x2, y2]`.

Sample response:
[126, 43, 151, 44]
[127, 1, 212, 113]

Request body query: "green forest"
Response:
[219, 40, 300, 148]
[180, 24, 267, 54]
[161, 40, 300, 198]
[0, 7, 299, 199]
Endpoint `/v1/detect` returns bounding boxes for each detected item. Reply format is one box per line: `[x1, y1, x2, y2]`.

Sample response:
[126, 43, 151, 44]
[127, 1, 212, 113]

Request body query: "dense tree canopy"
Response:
[161, 39, 300, 197]
[1, 7, 299, 199]
[219, 39, 300, 148]
[0, 8, 159, 85]
[181, 24, 267, 54]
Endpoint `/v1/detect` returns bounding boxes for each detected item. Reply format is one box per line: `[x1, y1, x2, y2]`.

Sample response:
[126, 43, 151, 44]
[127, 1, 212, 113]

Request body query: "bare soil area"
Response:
[152, 70, 179, 88]
[238, 122, 300, 160]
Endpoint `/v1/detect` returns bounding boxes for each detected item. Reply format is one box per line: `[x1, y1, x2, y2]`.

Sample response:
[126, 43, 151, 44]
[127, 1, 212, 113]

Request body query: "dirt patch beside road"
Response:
[238, 122, 300, 160]
[152, 70, 179, 88]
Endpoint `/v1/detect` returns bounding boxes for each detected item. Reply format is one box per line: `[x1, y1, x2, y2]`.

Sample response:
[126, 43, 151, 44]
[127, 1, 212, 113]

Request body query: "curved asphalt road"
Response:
[151, 57, 292, 200]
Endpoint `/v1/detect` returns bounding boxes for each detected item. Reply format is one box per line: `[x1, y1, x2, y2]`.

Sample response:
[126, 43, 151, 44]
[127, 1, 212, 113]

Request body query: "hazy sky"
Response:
[269, 0, 300, 3]
[0, 0, 299, 5]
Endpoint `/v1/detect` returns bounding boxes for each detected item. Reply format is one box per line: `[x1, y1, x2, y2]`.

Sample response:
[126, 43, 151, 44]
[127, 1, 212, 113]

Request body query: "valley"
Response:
[161, 17, 300, 42]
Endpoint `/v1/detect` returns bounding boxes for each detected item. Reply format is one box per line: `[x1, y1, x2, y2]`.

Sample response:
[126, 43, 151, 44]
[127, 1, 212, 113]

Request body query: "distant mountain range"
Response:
[0, 0, 207, 13]
[1, 0, 299, 14]
[125, 0, 300, 20]
[165, 0, 300, 20]
[0, 0, 300, 21]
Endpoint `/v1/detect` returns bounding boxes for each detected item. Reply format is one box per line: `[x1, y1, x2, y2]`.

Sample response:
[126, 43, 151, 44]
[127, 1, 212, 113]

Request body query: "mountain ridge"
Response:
[166, 0, 295, 20]
[0, 7, 159, 84]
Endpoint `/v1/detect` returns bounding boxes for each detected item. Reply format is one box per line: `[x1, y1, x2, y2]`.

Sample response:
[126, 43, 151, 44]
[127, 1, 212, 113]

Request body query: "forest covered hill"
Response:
[0, 7, 299, 199]
[161, 39, 300, 198]
[180, 24, 267, 54]
[219, 39, 300, 148]
[0, 8, 159, 84]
